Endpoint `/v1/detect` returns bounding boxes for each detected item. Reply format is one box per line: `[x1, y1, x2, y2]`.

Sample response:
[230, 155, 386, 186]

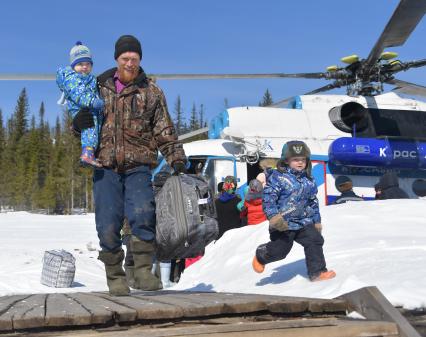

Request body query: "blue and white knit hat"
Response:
[69, 41, 92, 68]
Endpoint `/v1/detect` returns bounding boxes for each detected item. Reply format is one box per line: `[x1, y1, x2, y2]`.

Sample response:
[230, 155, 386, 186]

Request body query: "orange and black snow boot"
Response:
[311, 270, 336, 282]
[252, 256, 265, 273]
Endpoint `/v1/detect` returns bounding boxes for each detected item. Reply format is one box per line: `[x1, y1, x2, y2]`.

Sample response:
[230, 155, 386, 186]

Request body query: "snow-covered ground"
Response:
[0, 199, 425, 309]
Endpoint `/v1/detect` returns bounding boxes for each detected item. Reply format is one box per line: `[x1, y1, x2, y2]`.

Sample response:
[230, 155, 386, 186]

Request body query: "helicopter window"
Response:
[186, 158, 207, 175]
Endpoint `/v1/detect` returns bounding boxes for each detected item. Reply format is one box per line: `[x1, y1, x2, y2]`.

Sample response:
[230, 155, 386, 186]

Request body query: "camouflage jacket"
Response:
[96, 67, 186, 172]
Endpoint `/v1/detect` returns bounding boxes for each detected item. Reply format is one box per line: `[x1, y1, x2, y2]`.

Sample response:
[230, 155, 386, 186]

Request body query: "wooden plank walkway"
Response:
[0, 290, 348, 333]
[30, 319, 400, 337]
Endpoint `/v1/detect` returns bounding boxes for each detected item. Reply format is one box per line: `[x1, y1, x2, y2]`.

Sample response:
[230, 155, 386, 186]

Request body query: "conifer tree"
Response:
[189, 102, 199, 131]
[14, 131, 30, 209]
[174, 95, 184, 135]
[37, 102, 50, 190]
[1, 117, 15, 208]
[0, 109, 4, 208]
[199, 104, 205, 128]
[259, 89, 273, 106]
[0, 109, 4, 158]
[6, 89, 30, 209]
[26, 115, 40, 207]
[224, 98, 229, 110]
[13, 88, 29, 143]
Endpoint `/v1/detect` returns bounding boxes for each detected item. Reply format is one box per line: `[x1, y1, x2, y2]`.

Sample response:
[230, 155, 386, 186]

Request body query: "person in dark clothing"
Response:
[215, 181, 224, 199]
[374, 182, 383, 200]
[73, 35, 186, 296]
[412, 179, 426, 198]
[376, 172, 409, 200]
[333, 176, 364, 204]
[214, 176, 242, 239]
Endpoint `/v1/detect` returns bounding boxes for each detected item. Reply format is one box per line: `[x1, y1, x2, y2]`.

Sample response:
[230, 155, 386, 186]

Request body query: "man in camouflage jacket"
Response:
[74, 35, 186, 296]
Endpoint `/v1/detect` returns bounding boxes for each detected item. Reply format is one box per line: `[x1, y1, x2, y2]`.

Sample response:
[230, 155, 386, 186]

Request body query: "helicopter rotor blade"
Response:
[388, 78, 426, 97]
[269, 82, 342, 108]
[0, 72, 330, 81]
[304, 82, 343, 95]
[364, 0, 426, 72]
[149, 72, 328, 80]
[0, 74, 55, 81]
[403, 58, 426, 70]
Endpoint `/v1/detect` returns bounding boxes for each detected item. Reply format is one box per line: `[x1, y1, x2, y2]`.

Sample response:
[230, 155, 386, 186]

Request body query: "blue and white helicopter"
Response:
[153, 0, 426, 204]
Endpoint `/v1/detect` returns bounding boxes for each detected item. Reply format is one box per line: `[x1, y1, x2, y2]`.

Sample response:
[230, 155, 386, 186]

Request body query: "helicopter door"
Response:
[311, 160, 328, 205]
[203, 157, 236, 194]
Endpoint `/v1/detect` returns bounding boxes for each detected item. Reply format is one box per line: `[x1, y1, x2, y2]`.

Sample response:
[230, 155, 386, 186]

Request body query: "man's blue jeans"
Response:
[93, 165, 156, 252]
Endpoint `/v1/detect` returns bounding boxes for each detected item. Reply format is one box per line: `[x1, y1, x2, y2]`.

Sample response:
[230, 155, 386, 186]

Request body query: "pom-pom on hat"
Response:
[70, 41, 92, 69]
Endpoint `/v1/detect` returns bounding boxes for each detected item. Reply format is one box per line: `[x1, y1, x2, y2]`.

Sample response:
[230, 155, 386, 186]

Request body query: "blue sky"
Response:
[0, 0, 425, 126]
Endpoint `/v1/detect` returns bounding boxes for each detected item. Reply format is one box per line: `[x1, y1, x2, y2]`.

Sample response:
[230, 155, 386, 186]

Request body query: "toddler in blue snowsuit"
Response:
[56, 41, 104, 167]
[252, 140, 336, 282]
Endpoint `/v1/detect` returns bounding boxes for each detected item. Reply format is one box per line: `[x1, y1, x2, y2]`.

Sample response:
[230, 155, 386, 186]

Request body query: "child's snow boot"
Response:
[80, 146, 102, 168]
[311, 270, 336, 282]
[252, 256, 265, 273]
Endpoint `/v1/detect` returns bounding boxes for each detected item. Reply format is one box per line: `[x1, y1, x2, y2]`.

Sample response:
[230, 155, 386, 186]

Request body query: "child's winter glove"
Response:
[92, 98, 105, 111]
[269, 214, 288, 231]
[314, 223, 322, 233]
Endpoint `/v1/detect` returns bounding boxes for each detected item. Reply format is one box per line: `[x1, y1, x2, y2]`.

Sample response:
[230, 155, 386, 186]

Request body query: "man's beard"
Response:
[117, 66, 139, 84]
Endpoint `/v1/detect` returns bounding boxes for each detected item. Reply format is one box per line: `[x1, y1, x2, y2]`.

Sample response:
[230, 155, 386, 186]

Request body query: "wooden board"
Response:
[0, 294, 30, 331]
[0, 294, 46, 330]
[0, 291, 349, 332]
[340, 286, 421, 337]
[33, 318, 400, 337]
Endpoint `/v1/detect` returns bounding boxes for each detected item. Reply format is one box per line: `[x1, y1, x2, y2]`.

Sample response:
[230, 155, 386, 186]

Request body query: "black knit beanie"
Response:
[335, 175, 353, 192]
[114, 35, 142, 60]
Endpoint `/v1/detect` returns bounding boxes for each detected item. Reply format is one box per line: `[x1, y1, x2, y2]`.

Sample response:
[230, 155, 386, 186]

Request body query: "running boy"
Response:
[56, 41, 104, 167]
[252, 140, 336, 281]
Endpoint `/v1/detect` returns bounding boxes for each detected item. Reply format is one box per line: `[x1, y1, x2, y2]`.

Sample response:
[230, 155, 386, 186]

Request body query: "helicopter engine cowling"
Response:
[329, 102, 369, 133]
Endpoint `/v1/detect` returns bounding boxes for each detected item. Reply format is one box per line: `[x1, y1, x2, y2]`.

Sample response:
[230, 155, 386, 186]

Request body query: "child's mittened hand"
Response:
[269, 214, 288, 231]
[314, 223, 322, 233]
[92, 98, 105, 110]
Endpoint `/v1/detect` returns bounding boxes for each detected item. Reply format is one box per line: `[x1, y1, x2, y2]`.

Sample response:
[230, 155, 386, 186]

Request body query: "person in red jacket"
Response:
[242, 179, 267, 225]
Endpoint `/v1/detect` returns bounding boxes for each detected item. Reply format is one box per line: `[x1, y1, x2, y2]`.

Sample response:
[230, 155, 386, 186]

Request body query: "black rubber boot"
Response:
[130, 236, 162, 291]
[98, 249, 130, 296]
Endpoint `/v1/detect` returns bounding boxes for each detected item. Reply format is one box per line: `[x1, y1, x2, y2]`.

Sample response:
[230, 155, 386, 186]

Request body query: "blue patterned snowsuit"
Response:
[262, 167, 321, 230]
[56, 66, 103, 149]
[256, 166, 328, 279]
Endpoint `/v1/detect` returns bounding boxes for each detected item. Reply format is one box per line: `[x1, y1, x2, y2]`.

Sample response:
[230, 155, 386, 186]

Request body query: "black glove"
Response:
[72, 108, 95, 135]
[172, 161, 187, 175]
